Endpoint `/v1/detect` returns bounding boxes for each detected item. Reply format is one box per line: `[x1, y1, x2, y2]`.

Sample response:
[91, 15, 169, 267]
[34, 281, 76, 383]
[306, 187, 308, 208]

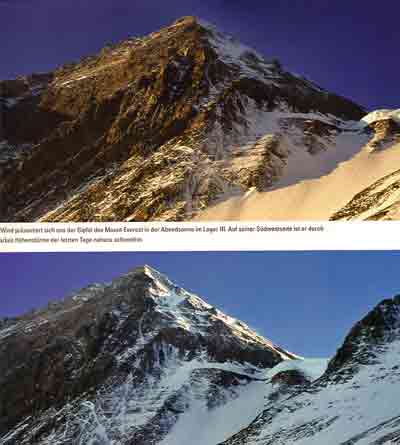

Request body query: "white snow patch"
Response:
[264, 358, 329, 382]
[158, 359, 325, 445]
[160, 378, 266, 445]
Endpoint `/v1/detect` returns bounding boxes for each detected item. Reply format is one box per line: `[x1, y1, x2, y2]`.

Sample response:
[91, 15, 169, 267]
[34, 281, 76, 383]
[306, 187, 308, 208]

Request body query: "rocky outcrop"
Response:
[366, 118, 400, 150]
[270, 368, 311, 387]
[330, 168, 400, 221]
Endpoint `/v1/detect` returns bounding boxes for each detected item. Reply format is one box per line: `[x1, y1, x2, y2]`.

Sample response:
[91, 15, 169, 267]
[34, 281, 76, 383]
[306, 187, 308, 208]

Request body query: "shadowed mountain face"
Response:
[1, 267, 400, 444]
[1, 15, 376, 223]
[0, 265, 295, 444]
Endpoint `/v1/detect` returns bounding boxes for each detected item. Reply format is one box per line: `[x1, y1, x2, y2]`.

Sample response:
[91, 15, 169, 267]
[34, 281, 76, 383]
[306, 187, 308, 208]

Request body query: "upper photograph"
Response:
[1, 2, 399, 222]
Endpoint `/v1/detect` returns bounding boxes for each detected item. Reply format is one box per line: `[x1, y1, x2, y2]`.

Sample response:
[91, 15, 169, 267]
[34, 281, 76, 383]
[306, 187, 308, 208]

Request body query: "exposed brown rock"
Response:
[271, 369, 311, 387]
[367, 118, 400, 150]
[330, 168, 400, 221]
[0, 17, 365, 222]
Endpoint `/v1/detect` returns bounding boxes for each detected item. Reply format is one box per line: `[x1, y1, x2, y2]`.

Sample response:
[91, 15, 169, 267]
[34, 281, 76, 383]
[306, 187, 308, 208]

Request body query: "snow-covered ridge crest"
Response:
[361, 108, 400, 125]
[133, 265, 296, 359]
[196, 17, 331, 96]
[173, 16, 283, 86]
[198, 18, 275, 66]
[264, 357, 329, 382]
[132, 264, 208, 308]
[63, 263, 294, 362]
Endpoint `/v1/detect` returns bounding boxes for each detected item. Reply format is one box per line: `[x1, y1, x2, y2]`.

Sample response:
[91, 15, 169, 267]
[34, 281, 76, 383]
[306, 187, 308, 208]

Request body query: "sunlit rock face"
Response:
[0, 16, 367, 222]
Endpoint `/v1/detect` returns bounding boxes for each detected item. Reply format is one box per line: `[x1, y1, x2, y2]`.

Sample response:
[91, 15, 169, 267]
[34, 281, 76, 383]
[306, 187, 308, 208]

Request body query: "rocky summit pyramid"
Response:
[2, 16, 398, 221]
[1, 266, 400, 444]
[0, 265, 297, 444]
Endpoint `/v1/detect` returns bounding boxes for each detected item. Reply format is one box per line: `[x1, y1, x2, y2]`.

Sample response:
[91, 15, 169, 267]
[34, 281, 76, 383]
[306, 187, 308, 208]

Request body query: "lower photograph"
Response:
[1, 251, 400, 445]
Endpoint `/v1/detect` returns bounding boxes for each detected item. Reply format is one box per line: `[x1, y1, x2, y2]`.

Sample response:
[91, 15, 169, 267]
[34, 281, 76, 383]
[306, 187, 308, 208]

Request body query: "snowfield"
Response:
[223, 340, 400, 445]
[160, 358, 328, 445]
[197, 118, 400, 221]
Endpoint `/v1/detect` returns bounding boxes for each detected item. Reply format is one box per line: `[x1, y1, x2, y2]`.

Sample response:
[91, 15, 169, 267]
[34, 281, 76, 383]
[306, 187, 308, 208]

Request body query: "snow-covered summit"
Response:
[197, 18, 280, 79]
[117, 265, 297, 361]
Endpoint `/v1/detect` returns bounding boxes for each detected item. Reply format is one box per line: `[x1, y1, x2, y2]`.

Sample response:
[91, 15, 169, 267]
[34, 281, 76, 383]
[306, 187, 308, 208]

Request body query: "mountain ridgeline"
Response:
[1, 266, 400, 444]
[2, 16, 399, 222]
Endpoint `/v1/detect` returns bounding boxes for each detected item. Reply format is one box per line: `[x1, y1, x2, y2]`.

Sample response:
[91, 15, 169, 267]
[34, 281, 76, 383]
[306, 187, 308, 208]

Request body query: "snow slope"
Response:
[160, 358, 328, 445]
[222, 297, 400, 445]
[223, 340, 400, 445]
[197, 128, 400, 221]
[159, 376, 266, 445]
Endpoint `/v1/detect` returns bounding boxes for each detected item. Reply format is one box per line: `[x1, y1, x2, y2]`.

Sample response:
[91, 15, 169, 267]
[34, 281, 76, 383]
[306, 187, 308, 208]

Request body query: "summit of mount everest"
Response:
[0, 265, 296, 444]
[1, 16, 399, 221]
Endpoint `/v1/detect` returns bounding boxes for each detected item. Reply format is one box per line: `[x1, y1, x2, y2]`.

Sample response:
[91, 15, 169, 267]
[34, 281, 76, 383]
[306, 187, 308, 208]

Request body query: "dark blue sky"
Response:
[1, 251, 399, 358]
[1, 0, 399, 109]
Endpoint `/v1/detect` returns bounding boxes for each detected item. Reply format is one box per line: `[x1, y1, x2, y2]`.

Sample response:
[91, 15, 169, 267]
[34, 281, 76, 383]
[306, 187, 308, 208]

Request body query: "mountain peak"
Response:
[126, 264, 184, 299]
[1, 16, 368, 223]
[344, 295, 400, 342]
[0, 266, 296, 444]
[172, 15, 202, 26]
[326, 295, 400, 378]
[129, 263, 163, 278]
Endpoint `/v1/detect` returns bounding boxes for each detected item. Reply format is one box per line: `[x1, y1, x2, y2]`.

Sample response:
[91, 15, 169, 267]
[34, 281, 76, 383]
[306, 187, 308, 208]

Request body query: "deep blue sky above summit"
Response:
[1, 0, 399, 110]
[1, 251, 400, 358]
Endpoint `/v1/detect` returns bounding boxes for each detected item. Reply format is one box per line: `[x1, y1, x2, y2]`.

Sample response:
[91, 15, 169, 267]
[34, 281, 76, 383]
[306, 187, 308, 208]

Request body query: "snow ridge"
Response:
[361, 109, 400, 126]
